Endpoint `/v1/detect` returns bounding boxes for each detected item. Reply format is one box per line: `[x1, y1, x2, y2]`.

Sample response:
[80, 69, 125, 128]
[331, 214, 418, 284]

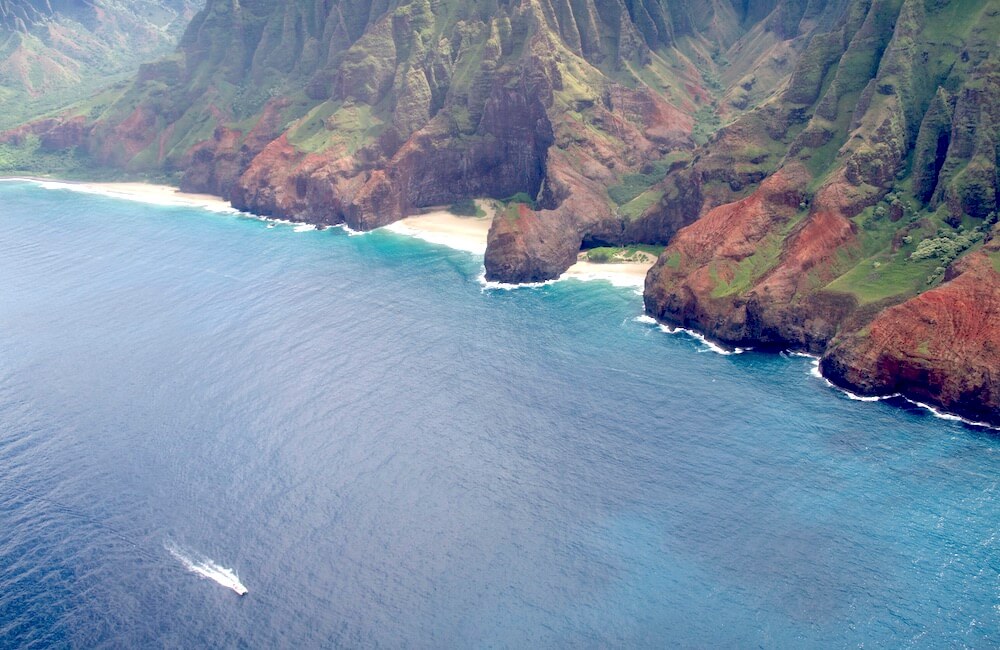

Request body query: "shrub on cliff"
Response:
[449, 199, 480, 217]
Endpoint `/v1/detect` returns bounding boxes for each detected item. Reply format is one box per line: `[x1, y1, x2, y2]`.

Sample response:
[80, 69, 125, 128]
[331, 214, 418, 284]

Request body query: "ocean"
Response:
[0, 180, 997, 647]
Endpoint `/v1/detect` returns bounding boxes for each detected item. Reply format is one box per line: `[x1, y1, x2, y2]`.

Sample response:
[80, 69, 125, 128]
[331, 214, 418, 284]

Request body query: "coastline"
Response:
[5, 175, 993, 430]
[0, 176, 237, 213]
[5, 176, 657, 288]
[382, 205, 655, 288]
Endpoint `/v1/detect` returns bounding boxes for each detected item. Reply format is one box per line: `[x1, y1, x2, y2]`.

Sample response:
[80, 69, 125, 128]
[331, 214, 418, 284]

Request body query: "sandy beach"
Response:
[562, 259, 652, 288]
[381, 206, 495, 255]
[1, 177, 235, 213]
[9, 178, 655, 286]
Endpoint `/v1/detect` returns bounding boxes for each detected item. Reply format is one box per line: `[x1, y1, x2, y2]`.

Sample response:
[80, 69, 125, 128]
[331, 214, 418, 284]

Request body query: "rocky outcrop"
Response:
[643, 164, 846, 351]
[821, 249, 1000, 424]
[0, 115, 91, 150]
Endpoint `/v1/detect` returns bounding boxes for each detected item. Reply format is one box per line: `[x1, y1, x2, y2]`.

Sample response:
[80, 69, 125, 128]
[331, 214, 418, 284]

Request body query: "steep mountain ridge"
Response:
[0, 0, 202, 128]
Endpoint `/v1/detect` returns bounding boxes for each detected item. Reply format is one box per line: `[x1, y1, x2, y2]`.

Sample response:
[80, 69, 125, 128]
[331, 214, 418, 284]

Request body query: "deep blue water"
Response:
[0, 180, 997, 648]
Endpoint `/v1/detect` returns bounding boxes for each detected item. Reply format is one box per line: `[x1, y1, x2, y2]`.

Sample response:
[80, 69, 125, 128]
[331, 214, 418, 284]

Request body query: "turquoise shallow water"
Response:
[0, 181, 997, 648]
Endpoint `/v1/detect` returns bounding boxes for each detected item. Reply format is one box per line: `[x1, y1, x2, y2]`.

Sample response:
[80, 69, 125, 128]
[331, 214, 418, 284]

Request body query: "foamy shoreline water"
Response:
[633, 317, 998, 430]
[381, 210, 493, 255]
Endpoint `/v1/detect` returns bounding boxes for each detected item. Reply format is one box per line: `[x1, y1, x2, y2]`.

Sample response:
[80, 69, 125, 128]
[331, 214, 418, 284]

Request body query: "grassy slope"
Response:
[0, 2, 200, 130]
[817, 0, 1000, 305]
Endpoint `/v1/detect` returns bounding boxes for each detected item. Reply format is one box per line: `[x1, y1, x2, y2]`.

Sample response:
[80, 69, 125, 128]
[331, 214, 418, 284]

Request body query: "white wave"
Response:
[334, 222, 367, 236]
[808, 357, 824, 379]
[803, 357, 899, 401]
[806, 360, 894, 402]
[293, 223, 317, 232]
[665, 326, 749, 355]
[258, 216, 306, 229]
[477, 269, 559, 291]
[631, 316, 747, 355]
[903, 398, 1000, 430]
[477, 268, 646, 292]
[799, 353, 1000, 428]
[166, 542, 248, 596]
[560, 268, 646, 288]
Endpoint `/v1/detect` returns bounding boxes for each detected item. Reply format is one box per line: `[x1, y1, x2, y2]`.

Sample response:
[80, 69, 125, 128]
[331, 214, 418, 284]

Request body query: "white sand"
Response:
[2, 177, 236, 213]
[562, 260, 652, 288]
[381, 209, 493, 255]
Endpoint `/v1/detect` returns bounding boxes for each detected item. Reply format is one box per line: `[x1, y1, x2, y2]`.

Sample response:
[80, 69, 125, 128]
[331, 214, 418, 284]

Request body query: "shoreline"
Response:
[0, 176, 237, 213]
[6, 175, 993, 430]
[382, 208, 655, 288]
[634, 316, 1000, 431]
[5, 176, 657, 288]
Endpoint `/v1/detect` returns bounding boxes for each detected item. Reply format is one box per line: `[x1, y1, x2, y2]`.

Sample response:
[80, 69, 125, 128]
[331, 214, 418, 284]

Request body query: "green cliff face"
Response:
[0, 0, 202, 129]
[49, 1, 856, 265]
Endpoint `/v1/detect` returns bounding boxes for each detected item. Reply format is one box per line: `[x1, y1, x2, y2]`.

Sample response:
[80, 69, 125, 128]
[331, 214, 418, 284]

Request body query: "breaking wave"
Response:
[632, 315, 748, 355]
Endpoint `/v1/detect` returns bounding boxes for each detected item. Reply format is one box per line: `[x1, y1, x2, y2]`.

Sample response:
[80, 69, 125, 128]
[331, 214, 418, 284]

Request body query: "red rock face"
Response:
[92, 106, 160, 167]
[0, 115, 90, 149]
[181, 98, 291, 198]
[485, 203, 580, 283]
[644, 165, 836, 349]
[755, 177, 862, 303]
[822, 252, 1000, 424]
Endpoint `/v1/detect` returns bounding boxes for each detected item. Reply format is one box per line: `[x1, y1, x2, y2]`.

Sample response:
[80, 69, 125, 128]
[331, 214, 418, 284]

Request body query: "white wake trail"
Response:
[166, 542, 248, 596]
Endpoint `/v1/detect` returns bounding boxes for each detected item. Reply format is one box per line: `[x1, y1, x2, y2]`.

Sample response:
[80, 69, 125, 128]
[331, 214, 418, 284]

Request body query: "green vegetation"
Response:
[608, 160, 673, 206]
[0, 135, 88, 175]
[583, 245, 664, 264]
[988, 250, 1000, 275]
[691, 104, 721, 146]
[501, 192, 537, 209]
[909, 228, 984, 262]
[826, 252, 943, 304]
[710, 233, 785, 298]
[288, 101, 386, 156]
[449, 198, 485, 217]
[824, 193, 998, 303]
[907, 222, 991, 284]
[619, 189, 664, 220]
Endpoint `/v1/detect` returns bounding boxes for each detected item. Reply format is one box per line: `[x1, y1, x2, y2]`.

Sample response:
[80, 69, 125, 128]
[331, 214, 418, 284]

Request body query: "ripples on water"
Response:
[0, 182, 997, 647]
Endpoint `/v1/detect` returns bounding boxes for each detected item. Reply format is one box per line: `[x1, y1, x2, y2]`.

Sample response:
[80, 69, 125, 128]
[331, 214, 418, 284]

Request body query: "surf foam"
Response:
[381, 221, 487, 255]
[478, 269, 559, 291]
[632, 315, 748, 355]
